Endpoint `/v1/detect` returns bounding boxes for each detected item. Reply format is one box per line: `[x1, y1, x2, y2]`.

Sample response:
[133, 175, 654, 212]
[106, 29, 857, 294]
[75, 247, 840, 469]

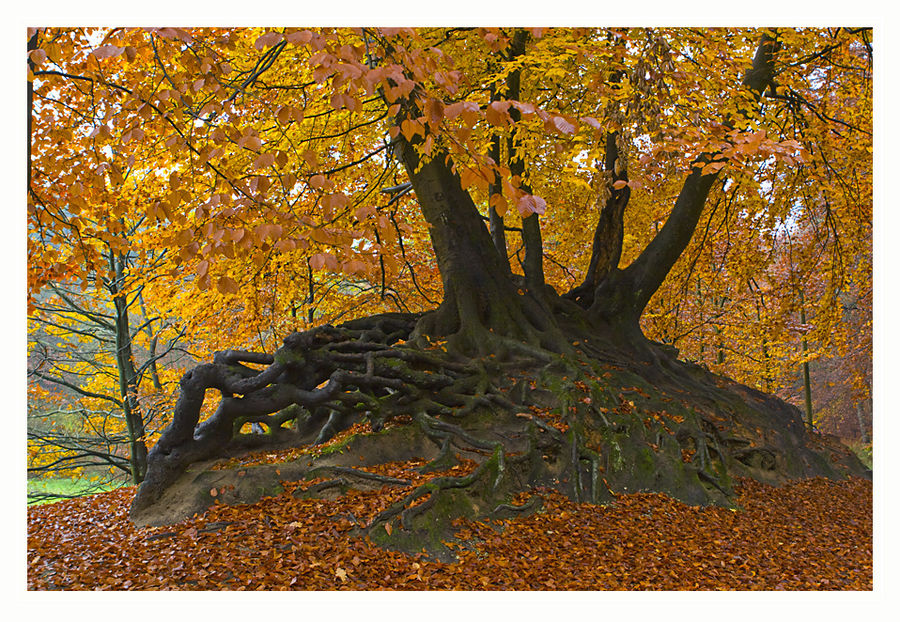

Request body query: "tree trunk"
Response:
[488, 135, 510, 272]
[565, 131, 630, 309]
[138, 293, 164, 391]
[109, 252, 148, 483]
[581, 34, 779, 338]
[395, 139, 562, 355]
[506, 29, 545, 290]
[799, 290, 814, 429]
[855, 402, 869, 444]
[487, 90, 511, 272]
[27, 30, 39, 192]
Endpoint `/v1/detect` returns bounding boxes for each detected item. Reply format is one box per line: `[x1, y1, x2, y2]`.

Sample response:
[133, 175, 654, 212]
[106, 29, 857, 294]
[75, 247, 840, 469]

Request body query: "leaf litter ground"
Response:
[27, 458, 871, 591]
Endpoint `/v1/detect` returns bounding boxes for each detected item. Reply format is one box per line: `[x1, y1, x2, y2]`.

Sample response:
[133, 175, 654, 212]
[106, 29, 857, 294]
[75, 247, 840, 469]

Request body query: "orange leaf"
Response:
[216, 276, 239, 294]
[240, 135, 263, 151]
[485, 101, 512, 127]
[700, 161, 727, 176]
[424, 98, 445, 125]
[489, 193, 508, 218]
[551, 116, 576, 135]
[92, 45, 125, 60]
[195, 260, 210, 279]
[285, 30, 314, 45]
[28, 49, 47, 66]
[255, 32, 284, 50]
[252, 152, 275, 170]
[516, 194, 547, 217]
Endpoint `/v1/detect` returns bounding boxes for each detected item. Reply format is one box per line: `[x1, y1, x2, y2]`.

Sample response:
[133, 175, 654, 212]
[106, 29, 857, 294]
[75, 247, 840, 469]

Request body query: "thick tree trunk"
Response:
[395, 140, 562, 354]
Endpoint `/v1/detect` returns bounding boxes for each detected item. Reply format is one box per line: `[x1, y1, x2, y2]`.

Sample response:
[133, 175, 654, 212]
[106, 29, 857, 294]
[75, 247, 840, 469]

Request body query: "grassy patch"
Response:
[27, 477, 125, 505]
[845, 441, 873, 470]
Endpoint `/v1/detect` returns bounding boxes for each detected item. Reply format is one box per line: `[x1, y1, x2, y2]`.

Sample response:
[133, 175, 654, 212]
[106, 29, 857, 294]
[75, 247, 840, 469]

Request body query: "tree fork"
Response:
[564, 130, 630, 309]
[394, 135, 565, 354]
[586, 34, 780, 335]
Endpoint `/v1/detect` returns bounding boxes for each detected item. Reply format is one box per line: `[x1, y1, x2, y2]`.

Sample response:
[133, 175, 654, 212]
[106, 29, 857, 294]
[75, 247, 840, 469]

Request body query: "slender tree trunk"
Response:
[306, 261, 315, 324]
[715, 296, 726, 365]
[506, 29, 545, 289]
[855, 402, 869, 444]
[27, 30, 39, 192]
[488, 122, 510, 271]
[799, 291, 814, 429]
[138, 293, 163, 391]
[109, 252, 148, 483]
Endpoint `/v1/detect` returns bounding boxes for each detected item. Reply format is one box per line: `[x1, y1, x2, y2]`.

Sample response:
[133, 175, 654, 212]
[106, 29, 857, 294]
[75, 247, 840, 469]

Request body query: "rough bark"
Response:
[394, 138, 563, 355]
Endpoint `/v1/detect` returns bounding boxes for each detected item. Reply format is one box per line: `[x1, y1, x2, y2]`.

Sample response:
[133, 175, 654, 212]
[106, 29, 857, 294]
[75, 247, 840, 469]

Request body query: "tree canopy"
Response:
[27, 26, 872, 550]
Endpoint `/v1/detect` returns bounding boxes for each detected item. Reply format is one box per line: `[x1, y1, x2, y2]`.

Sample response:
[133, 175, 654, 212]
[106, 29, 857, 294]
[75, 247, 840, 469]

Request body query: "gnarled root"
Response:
[131, 310, 869, 559]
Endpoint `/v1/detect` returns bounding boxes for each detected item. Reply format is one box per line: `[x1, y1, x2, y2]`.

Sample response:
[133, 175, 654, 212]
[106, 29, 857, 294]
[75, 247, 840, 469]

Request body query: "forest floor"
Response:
[27, 449, 872, 591]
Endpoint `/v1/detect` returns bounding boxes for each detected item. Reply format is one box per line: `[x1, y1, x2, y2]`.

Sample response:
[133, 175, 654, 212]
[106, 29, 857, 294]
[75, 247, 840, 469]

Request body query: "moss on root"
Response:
[131, 315, 869, 559]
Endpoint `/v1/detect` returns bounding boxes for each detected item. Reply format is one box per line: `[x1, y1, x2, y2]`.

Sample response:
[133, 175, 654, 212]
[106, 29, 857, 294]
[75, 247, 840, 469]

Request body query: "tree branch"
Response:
[605, 34, 780, 321]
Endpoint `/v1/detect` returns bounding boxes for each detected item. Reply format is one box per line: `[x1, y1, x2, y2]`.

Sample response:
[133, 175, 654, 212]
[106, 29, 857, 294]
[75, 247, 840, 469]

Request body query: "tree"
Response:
[28, 27, 870, 556]
[27, 240, 187, 490]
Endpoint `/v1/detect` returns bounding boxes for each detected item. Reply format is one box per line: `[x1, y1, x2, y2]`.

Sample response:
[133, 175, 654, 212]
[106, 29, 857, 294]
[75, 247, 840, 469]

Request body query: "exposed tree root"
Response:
[130, 308, 870, 560]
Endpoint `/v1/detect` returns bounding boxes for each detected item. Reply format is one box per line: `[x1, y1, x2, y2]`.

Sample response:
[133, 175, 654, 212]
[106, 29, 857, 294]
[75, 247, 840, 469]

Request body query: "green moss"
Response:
[608, 438, 624, 472]
[369, 446, 512, 561]
[315, 432, 361, 456]
[258, 482, 284, 498]
[635, 446, 656, 481]
[273, 348, 306, 366]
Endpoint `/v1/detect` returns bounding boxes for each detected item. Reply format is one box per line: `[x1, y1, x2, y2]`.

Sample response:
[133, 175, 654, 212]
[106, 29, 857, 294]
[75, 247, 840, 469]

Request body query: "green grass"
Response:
[27, 477, 126, 505]
[842, 440, 873, 470]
